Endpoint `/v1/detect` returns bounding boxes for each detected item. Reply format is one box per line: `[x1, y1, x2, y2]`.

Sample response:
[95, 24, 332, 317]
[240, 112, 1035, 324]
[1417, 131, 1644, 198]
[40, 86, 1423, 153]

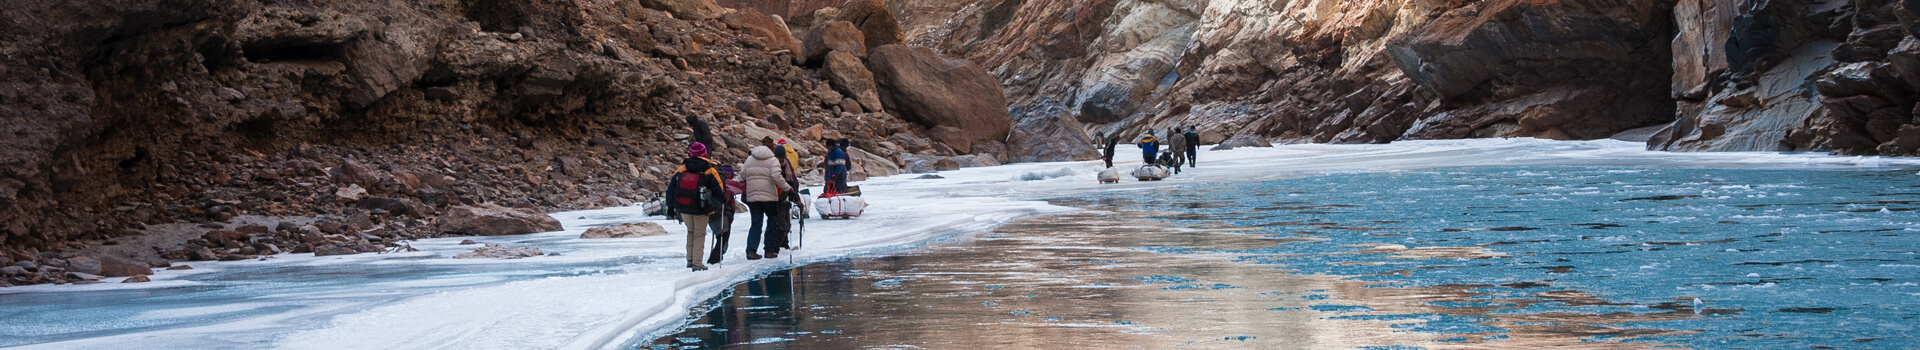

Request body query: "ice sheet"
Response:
[3, 138, 1916, 349]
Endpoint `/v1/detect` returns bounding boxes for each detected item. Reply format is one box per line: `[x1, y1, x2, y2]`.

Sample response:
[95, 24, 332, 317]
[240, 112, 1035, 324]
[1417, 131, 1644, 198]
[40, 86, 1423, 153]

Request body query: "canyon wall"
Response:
[0, 0, 1007, 257]
[899, 0, 1920, 155]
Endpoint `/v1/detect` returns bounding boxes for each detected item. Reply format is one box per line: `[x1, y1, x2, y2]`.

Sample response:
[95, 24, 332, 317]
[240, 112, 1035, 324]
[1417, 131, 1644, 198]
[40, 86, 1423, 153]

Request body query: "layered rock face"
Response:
[906, 0, 1681, 147]
[1654, 0, 1920, 155]
[902, 0, 1918, 156]
[0, 0, 995, 258]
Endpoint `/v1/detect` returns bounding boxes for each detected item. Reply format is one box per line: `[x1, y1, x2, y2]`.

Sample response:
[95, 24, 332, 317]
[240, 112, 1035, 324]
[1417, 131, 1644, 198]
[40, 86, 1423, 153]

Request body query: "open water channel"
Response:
[645, 166, 1920, 349]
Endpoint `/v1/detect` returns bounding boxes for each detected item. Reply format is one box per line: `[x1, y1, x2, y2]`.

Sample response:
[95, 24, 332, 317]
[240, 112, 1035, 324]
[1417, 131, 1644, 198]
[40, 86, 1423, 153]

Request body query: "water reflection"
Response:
[645, 166, 1920, 349]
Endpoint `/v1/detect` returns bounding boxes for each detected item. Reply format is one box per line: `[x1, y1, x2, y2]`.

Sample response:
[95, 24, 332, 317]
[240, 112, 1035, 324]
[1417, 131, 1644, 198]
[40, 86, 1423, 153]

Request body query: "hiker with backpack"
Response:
[1184, 127, 1200, 167]
[740, 145, 792, 260]
[707, 166, 745, 265]
[666, 142, 726, 271]
[1138, 132, 1159, 165]
[824, 138, 850, 194]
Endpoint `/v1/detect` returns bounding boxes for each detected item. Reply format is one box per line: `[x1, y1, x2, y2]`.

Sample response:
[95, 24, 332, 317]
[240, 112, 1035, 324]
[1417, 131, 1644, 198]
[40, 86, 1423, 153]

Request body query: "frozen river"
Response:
[3, 139, 1917, 349]
[649, 166, 1920, 349]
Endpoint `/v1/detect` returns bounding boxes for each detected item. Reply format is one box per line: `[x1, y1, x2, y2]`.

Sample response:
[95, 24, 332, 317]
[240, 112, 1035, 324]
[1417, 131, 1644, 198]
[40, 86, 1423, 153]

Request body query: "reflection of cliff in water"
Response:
[644, 214, 1698, 349]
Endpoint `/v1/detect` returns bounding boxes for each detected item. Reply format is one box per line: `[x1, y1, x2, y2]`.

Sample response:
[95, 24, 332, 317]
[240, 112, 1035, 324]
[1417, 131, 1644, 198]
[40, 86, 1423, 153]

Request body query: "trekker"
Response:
[1138, 132, 1159, 165]
[707, 166, 744, 265]
[666, 142, 725, 271]
[1166, 127, 1187, 172]
[824, 139, 850, 194]
[685, 115, 715, 154]
[1183, 127, 1200, 167]
[1102, 134, 1119, 168]
[740, 146, 792, 260]
[769, 138, 803, 250]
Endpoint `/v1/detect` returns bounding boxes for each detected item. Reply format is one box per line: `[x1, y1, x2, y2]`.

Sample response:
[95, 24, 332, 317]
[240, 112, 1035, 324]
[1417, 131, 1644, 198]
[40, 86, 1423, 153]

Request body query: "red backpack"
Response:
[671, 172, 712, 213]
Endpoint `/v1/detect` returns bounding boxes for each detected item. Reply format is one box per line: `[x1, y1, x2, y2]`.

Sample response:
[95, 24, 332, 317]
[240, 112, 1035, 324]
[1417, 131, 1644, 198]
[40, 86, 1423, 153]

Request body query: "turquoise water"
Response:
[1116, 166, 1920, 347]
[648, 166, 1920, 348]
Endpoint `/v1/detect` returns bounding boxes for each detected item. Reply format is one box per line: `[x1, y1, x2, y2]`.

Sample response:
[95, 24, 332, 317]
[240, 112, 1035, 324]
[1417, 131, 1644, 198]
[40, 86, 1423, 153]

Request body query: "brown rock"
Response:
[166, 265, 193, 270]
[313, 245, 358, 256]
[637, 0, 727, 20]
[236, 225, 269, 234]
[189, 247, 219, 261]
[834, 0, 903, 50]
[66, 256, 102, 275]
[721, 8, 802, 56]
[122, 275, 151, 283]
[581, 222, 670, 239]
[865, 45, 1010, 153]
[97, 256, 152, 277]
[437, 203, 564, 236]
[823, 51, 884, 113]
[802, 21, 866, 65]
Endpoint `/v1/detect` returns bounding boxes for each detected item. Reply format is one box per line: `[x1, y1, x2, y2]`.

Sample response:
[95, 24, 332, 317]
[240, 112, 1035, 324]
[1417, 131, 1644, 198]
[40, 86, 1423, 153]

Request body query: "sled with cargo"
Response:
[1098, 168, 1122, 183]
[813, 185, 867, 219]
[1131, 165, 1171, 181]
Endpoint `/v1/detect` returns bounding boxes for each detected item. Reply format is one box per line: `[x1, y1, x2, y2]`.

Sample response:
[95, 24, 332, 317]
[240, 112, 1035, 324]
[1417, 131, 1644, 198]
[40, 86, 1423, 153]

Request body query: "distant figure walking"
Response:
[1165, 128, 1186, 173]
[1183, 127, 1200, 167]
[1138, 132, 1159, 165]
[1101, 133, 1119, 168]
[666, 142, 725, 271]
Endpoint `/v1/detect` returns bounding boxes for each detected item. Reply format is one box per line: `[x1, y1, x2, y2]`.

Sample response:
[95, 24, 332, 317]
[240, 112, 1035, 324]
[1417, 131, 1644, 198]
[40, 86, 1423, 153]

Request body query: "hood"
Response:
[750, 146, 774, 160]
[682, 157, 711, 173]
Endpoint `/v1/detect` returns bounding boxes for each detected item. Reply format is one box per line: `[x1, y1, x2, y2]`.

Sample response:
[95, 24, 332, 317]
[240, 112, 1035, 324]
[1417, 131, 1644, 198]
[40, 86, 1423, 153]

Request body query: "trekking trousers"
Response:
[681, 214, 710, 267]
[745, 201, 783, 254]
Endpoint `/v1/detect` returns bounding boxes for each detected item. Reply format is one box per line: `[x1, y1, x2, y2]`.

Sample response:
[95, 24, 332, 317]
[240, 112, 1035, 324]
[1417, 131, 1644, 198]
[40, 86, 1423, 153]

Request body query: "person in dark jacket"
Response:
[1183, 127, 1200, 167]
[1165, 128, 1186, 173]
[1101, 133, 1119, 168]
[686, 115, 715, 157]
[666, 142, 725, 271]
[706, 165, 743, 265]
[824, 139, 851, 194]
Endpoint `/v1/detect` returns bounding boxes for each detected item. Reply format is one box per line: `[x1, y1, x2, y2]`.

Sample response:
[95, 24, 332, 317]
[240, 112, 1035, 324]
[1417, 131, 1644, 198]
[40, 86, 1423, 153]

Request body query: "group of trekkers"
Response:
[1101, 127, 1201, 171]
[665, 116, 853, 271]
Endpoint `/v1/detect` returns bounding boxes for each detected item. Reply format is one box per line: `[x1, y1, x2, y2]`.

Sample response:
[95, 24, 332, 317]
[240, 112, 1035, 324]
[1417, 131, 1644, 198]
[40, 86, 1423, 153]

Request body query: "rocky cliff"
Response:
[0, 0, 1016, 276]
[900, 0, 1920, 155]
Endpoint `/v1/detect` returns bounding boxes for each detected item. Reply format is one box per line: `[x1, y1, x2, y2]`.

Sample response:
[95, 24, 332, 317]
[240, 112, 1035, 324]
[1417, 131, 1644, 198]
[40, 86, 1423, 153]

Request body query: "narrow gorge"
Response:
[4, 0, 1920, 285]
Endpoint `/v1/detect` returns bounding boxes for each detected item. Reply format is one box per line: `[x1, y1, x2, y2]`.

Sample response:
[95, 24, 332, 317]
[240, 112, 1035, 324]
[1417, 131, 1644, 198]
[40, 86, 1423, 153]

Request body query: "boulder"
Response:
[1210, 135, 1273, 151]
[454, 244, 544, 259]
[834, 0, 904, 50]
[823, 51, 884, 113]
[638, 0, 727, 20]
[1006, 103, 1099, 162]
[866, 45, 1011, 153]
[66, 256, 102, 275]
[1, 266, 26, 276]
[848, 147, 901, 180]
[313, 245, 358, 256]
[802, 21, 866, 65]
[122, 275, 151, 283]
[721, 8, 802, 55]
[67, 272, 104, 281]
[438, 203, 564, 236]
[96, 256, 152, 277]
[580, 223, 670, 239]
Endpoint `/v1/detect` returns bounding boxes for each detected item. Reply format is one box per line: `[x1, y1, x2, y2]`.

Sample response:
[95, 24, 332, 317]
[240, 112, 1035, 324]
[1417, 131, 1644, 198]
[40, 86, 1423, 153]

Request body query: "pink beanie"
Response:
[689, 142, 708, 158]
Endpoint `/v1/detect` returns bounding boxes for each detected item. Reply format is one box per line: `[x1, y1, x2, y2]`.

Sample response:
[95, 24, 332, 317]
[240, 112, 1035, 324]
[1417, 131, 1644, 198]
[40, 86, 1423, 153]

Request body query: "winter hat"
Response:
[689, 142, 708, 158]
[776, 139, 788, 145]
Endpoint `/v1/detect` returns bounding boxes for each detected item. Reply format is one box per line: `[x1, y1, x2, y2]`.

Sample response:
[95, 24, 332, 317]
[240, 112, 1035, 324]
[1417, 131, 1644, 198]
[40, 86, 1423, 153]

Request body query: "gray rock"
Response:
[437, 203, 564, 236]
[66, 256, 102, 275]
[454, 244, 544, 259]
[1, 266, 25, 276]
[66, 272, 104, 280]
[580, 223, 669, 239]
[122, 275, 151, 283]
